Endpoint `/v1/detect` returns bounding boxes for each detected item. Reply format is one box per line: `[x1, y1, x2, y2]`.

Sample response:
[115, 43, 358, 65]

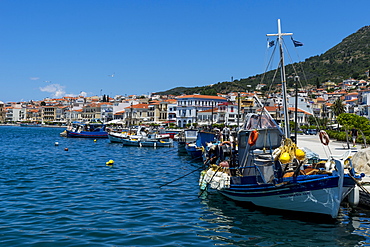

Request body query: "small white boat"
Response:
[108, 131, 130, 143]
[20, 123, 41, 127]
[122, 135, 173, 147]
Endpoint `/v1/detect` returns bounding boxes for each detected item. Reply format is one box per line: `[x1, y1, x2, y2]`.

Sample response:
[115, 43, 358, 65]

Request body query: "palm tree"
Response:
[331, 98, 345, 117]
[331, 98, 345, 128]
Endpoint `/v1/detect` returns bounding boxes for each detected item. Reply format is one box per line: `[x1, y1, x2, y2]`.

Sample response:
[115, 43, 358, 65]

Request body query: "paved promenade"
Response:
[296, 134, 358, 159]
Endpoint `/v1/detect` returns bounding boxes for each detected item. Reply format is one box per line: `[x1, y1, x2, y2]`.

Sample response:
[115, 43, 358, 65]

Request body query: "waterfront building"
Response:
[358, 90, 370, 118]
[113, 110, 125, 121]
[112, 102, 131, 118]
[217, 102, 242, 126]
[100, 103, 114, 123]
[197, 108, 218, 126]
[65, 108, 82, 123]
[0, 101, 4, 123]
[124, 103, 149, 126]
[166, 101, 177, 126]
[81, 103, 102, 122]
[41, 105, 58, 123]
[5, 106, 22, 123]
[152, 99, 175, 125]
[24, 108, 41, 123]
[288, 96, 313, 115]
[176, 95, 227, 127]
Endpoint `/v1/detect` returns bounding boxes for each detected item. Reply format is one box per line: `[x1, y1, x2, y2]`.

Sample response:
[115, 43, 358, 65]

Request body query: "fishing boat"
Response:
[185, 131, 217, 159]
[107, 127, 132, 143]
[140, 137, 173, 147]
[20, 122, 41, 127]
[177, 129, 199, 144]
[121, 135, 173, 147]
[177, 129, 199, 152]
[108, 131, 129, 143]
[199, 19, 361, 219]
[66, 122, 108, 138]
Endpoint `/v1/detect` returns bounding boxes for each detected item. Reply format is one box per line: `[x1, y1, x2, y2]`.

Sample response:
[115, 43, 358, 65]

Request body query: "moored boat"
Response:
[177, 129, 199, 152]
[108, 131, 128, 143]
[66, 122, 108, 138]
[199, 20, 361, 219]
[140, 138, 173, 147]
[121, 135, 173, 147]
[185, 131, 217, 159]
[20, 122, 41, 127]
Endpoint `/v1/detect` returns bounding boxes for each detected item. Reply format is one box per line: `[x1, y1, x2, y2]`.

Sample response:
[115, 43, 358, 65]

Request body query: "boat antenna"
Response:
[266, 19, 293, 138]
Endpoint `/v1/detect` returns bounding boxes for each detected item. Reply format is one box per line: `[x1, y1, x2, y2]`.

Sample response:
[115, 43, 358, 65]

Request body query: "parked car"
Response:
[306, 129, 317, 135]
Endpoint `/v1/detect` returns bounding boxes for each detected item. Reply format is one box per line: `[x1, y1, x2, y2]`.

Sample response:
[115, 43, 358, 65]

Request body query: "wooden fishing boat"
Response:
[199, 20, 361, 219]
[185, 131, 217, 159]
[66, 122, 108, 138]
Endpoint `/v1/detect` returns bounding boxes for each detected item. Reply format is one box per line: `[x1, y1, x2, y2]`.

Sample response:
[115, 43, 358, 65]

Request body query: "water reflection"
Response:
[199, 191, 369, 246]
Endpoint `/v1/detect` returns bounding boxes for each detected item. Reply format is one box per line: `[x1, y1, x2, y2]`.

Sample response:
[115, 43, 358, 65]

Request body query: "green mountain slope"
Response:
[155, 25, 370, 95]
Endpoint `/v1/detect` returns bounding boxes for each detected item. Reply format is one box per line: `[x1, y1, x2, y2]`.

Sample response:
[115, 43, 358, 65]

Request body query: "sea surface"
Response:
[1, 126, 370, 246]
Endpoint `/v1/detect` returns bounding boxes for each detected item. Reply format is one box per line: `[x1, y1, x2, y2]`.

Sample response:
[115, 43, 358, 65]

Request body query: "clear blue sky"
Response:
[0, 0, 369, 102]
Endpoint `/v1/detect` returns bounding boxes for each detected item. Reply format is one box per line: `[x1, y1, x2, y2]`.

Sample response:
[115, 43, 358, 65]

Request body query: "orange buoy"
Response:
[248, 130, 259, 146]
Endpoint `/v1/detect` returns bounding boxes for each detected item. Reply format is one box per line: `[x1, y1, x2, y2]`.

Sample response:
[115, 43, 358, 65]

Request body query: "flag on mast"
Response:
[291, 37, 303, 47]
[268, 40, 275, 48]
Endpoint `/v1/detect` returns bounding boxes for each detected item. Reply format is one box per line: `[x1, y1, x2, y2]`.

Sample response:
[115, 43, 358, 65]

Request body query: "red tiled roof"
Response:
[125, 103, 149, 109]
[176, 95, 227, 100]
[287, 107, 313, 115]
[198, 108, 219, 113]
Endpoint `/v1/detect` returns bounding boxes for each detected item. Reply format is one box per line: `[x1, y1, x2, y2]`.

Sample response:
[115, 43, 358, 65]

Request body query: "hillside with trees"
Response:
[155, 25, 370, 96]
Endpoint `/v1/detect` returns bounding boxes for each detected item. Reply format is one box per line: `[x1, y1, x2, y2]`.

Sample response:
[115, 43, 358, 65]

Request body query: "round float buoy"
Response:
[319, 130, 330, 146]
[64, 148, 68, 151]
[295, 149, 305, 161]
[94, 139, 97, 142]
[248, 130, 259, 146]
[106, 159, 114, 166]
[279, 152, 290, 164]
[55, 142, 59, 146]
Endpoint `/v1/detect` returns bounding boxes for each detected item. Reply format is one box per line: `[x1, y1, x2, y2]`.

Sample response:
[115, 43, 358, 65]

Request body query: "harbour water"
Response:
[1, 126, 370, 246]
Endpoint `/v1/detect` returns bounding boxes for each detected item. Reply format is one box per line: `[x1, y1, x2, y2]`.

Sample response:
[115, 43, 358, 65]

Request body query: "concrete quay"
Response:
[296, 134, 370, 208]
[296, 134, 358, 159]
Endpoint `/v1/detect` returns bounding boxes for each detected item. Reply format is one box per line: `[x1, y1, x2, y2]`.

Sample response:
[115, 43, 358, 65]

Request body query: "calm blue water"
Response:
[1, 126, 370, 246]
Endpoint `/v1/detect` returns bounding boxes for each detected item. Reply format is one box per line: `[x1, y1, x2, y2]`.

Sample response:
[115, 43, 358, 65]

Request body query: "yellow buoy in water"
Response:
[279, 152, 291, 164]
[94, 139, 97, 142]
[106, 159, 114, 165]
[295, 149, 306, 161]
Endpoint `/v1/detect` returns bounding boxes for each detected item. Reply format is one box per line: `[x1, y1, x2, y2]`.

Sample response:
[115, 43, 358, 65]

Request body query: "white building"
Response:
[167, 103, 177, 125]
[217, 102, 242, 126]
[176, 95, 227, 127]
[288, 96, 313, 114]
[5, 107, 22, 122]
[100, 103, 114, 123]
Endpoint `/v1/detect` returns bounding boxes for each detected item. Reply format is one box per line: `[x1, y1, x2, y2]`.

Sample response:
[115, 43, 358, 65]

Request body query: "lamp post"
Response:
[211, 101, 214, 126]
[237, 92, 240, 128]
[294, 75, 299, 144]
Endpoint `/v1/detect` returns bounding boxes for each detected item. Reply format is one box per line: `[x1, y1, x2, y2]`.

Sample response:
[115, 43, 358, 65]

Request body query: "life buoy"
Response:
[220, 141, 231, 146]
[248, 130, 259, 146]
[319, 130, 330, 146]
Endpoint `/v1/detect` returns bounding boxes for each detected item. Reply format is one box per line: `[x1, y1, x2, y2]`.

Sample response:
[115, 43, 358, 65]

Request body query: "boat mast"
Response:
[267, 19, 293, 138]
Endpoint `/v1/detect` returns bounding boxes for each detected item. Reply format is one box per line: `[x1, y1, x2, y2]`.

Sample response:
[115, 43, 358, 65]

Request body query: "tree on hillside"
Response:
[331, 98, 345, 118]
